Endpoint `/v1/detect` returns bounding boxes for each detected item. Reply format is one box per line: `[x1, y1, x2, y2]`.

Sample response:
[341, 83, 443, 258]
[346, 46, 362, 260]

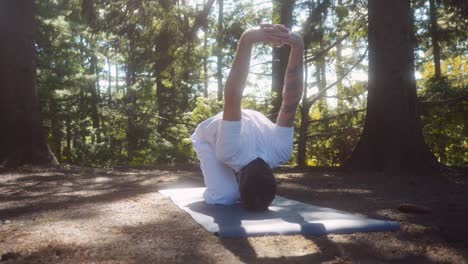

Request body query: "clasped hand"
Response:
[241, 23, 303, 48]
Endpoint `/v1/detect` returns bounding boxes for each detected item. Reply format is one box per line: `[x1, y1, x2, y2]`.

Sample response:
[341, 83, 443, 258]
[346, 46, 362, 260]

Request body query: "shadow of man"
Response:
[186, 199, 327, 238]
[186, 199, 328, 263]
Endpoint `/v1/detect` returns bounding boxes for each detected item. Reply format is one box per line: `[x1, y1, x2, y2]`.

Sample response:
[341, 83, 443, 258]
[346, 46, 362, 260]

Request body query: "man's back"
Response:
[191, 109, 293, 205]
[191, 109, 293, 171]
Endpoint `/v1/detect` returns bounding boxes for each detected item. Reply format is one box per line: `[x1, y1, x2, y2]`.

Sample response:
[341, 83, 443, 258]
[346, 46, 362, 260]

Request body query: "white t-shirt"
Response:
[191, 109, 294, 205]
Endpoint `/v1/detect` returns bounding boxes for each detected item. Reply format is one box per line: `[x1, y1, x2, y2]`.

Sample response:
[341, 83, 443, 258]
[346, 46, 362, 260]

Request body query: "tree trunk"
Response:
[115, 43, 119, 93]
[89, 50, 100, 143]
[344, 0, 440, 175]
[203, 2, 209, 98]
[297, 50, 310, 168]
[125, 41, 138, 163]
[428, 0, 441, 78]
[316, 3, 330, 143]
[65, 115, 72, 162]
[49, 97, 62, 161]
[270, 0, 295, 122]
[297, 0, 330, 167]
[336, 0, 345, 109]
[216, 0, 224, 101]
[107, 52, 112, 100]
[0, 0, 57, 168]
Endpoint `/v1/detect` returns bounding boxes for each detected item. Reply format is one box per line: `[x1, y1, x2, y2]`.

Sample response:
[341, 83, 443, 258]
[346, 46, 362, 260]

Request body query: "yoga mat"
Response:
[159, 187, 400, 238]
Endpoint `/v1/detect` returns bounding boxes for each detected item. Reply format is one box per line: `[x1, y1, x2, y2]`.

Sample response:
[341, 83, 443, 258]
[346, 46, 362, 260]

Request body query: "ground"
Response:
[0, 165, 467, 264]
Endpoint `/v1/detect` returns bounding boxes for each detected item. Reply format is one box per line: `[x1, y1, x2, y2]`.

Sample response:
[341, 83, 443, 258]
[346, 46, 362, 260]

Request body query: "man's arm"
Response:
[222, 37, 253, 121]
[276, 32, 304, 127]
[223, 27, 288, 121]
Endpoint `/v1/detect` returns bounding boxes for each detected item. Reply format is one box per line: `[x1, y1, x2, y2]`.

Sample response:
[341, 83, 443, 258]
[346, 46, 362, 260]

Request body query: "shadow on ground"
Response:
[0, 165, 467, 263]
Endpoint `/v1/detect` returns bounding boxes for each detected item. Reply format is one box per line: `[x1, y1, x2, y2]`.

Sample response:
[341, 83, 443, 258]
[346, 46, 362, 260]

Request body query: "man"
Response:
[191, 24, 304, 211]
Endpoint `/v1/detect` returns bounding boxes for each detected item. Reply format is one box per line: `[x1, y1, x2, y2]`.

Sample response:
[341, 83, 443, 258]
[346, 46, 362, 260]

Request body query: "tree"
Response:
[297, 0, 332, 167]
[270, 0, 296, 122]
[0, 0, 57, 168]
[428, 0, 442, 78]
[344, 0, 441, 175]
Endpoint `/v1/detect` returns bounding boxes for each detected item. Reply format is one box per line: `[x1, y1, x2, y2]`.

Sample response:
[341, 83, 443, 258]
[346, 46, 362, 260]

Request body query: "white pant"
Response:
[193, 140, 240, 205]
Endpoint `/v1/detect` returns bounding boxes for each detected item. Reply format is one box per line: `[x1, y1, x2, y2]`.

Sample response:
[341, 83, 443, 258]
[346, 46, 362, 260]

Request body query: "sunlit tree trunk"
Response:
[428, 0, 441, 78]
[125, 32, 138, 163]
[298, 49, 310, 168]
[115, 41, 120, 93]
[0, 0, 57, 168]
[107, 51, 112, 100]
[344, 0, 440, 175]
[203, 1, 209, 98]
[297, 0, 330, 167]
[216, 0, 224, 101]
[89, 47, 101, 143]
[316, 1, 328, 115]
[336, 0, 345, 109]
[65, 115, 72, 162]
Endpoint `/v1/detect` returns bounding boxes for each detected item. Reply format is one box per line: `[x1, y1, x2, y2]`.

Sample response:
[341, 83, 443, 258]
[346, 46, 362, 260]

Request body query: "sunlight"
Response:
[247, 236, 321, 258]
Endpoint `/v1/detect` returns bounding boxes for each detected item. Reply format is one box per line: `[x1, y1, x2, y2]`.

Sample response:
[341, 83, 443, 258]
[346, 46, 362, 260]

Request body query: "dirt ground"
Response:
[0, 165, 467, 264]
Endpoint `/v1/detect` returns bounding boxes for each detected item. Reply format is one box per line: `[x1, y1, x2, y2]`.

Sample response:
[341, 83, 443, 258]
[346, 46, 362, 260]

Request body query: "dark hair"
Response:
[238, 157, 276, 211]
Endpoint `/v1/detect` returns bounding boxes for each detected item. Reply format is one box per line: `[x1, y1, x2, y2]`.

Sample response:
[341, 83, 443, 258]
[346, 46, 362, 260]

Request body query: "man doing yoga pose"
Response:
[191, 24, 304, 211]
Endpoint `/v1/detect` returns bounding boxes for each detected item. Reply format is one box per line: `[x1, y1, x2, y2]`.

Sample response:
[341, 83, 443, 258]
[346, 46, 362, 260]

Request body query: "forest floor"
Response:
[0, 165, 467, 264]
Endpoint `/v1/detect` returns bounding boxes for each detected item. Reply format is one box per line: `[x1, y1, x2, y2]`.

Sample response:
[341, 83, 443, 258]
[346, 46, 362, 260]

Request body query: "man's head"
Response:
[238, 158, 276, 211]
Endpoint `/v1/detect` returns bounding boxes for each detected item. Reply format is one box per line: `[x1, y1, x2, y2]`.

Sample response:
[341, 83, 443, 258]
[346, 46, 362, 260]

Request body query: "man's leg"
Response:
[193, 142, 240, 204]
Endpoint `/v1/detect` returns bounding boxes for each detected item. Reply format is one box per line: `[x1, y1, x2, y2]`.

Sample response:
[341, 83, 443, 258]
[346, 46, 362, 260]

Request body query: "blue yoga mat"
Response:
[159, 187, 400, 238]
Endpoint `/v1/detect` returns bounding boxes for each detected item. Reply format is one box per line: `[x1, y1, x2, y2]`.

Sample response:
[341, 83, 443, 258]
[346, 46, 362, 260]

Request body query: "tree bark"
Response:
[270, 0, 295, 122]
[344, 0, 440, 175]
[0, 0, 58, 168]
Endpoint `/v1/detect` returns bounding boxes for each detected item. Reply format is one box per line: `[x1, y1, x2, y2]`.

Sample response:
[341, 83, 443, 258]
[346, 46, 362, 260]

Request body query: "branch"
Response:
[249, 1, 271, 6]
[322, 94, 363, 100]
[305, 49, 368, 105]
[419, 94, 468, 107]
[188, 0, 215, 39]
[249, 72, 272, 76]
[250, 60, 276, 68]
[305, 33, 349, 63]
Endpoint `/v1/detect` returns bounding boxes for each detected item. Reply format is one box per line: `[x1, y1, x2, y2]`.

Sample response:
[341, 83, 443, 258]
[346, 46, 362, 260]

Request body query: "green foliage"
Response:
[305, 81, 367, 167]
[191, 97, 223, 125]
[419, 76, 468, 166]
[35, 0, 466, 168]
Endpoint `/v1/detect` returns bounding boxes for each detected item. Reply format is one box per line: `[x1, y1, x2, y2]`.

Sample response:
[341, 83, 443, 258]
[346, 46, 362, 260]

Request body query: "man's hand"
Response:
[259, 24, 304, 49]
[282, 32, 304, 49]
[240, 25, 289, 47]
